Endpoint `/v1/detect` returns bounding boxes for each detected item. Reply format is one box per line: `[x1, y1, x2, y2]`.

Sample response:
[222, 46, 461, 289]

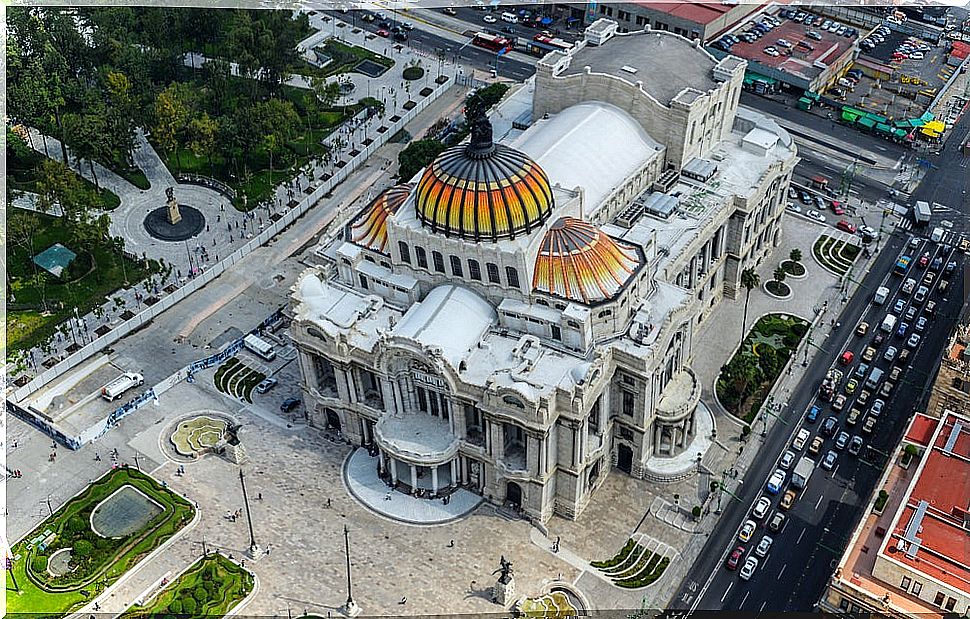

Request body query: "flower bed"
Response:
[781, 260, 806, 277]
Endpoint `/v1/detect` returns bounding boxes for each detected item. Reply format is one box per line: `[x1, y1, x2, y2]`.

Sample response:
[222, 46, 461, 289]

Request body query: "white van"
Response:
[873, 286, 889, 305]
[244, 333, 277, 361]
[881, 314, 897, 333]
[501, 11, 518, 23]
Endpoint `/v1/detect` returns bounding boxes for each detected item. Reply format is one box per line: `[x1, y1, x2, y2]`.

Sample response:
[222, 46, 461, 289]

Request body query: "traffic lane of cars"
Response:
[708, 238, 959, 607]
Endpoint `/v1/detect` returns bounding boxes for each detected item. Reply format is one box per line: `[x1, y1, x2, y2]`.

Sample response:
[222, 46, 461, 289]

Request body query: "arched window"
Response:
[505, 266, 520, 289]
[450, 255, 463, 277]
[486, 262, 501, 284]
[432, 251, 445, 273]
[468, 259, 482, 281]
[398, 241, 411, 264]
[415, 246, 428, 269]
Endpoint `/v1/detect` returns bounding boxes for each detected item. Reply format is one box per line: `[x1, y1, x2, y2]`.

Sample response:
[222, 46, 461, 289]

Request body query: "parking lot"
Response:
[846, 29, 954, 120]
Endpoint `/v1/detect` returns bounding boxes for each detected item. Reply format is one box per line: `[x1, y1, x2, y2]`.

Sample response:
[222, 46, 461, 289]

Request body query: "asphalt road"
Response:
[323, 9, 536, 80]
[670, 113, 970, 611]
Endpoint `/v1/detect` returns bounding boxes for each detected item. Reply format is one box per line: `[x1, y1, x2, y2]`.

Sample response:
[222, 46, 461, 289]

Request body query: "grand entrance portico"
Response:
[375, 413, 460, 497]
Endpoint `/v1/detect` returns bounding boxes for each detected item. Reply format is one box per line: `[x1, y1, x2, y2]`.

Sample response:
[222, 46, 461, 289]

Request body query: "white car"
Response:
[752, 496, 771, 520]
[766, 469, 786, 495]
[909, 51, 924, 60]
[807, 209, 826, 223]
[740, 556, 759, 580]
[884, 346, 898, 362]
[776, 38, 793, 48]
[483, 14, 497, 23]
[739, 519, 757, 543]
[780, 449, 796, 470]
[786, 202, 802, 214]
[793, 427, 811, 450]
[755, 535, 773, 558]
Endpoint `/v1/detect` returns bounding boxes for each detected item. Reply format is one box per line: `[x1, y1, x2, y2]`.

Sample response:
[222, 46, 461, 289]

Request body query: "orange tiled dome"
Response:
[414, 118, 554, 241]
[533, 217, 641, 304]
[350, 184, 413, 253]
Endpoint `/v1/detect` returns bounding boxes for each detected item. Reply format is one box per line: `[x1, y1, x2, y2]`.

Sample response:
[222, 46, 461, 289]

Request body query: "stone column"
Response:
[390, 458, 398, 484]
[378, 451, 385, 473]
[572, 424, 581, 467]
[432, 466, 439, 494]
[451, 459, 458, 487]
[654, 424, 662, 456]
[410, 464, 418, 492]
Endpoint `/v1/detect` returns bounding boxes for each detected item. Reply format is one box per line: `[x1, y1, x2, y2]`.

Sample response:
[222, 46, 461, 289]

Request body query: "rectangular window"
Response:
[900, 577, 912, 591]
[934, 592, 945, 606]
[551, 325, 561, 341]
[838, 599, 849, 611]
[622, 390, 634, 416]
[359, 274, 368, 289]
[432, 251, 445, 273]
[417, 387, 428, 413]
[945, 597, 956, 611]
[415, 246, 428, 269]
[487, 262, 501, 283]
[398, 241, 411, 264]
[506, 266, 520, 288]
[912, 581, 922, 595]
[450, 255, 463, 277]
[635, 15, 647, 26]
[468, 259, 482, 281]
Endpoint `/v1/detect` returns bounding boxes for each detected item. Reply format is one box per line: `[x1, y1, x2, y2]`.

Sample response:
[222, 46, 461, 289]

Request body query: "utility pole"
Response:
[342, 525, 360, 616]
[239, 469, 259, 558]
[47, 495, 53, 516]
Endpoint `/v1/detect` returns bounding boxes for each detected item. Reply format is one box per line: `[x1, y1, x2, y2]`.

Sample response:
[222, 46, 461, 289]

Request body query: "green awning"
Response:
[841, 106, 866, 116]
[920, 111, 936, 122]
[745, 72, 778, 85]
[876, 123, 893, 134]
[805, 92, 821, 101]
[858, 116, 877, 129]
[893, 128, 908, 138]
[864, 112, 888, 124]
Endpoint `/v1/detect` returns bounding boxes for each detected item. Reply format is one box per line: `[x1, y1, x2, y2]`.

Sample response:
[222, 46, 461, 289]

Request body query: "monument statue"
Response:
[166, 187, 182, 225]
[491, 555, 515, 605]
[465, 97, 496, 158]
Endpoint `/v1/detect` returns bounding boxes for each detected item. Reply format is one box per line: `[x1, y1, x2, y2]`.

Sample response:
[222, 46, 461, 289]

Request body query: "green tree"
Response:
[773, 266, 787, 283]
[253, 98, 300, 184]
[397, 139, 447, 182]
[187, 113, 219, 176]
[153, 82, 197, 174]
[104, 70, 138, 165]
[789, 248, 802, 263]
[739, 267, 760, 348]
[63, 108, 111, 190]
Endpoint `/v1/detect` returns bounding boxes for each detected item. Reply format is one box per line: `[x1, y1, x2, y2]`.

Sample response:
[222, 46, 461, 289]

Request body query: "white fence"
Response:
[11, 79, 456, 405]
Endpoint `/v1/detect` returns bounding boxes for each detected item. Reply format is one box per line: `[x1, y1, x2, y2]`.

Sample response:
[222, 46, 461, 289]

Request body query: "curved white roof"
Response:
[511, 102, 662, 214]
[392, 285, 496, 368]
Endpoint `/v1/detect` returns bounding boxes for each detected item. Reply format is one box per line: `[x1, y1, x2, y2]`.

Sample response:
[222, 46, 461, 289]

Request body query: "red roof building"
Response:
[822, 411, 970, 617]
[591, 1, 763, 42]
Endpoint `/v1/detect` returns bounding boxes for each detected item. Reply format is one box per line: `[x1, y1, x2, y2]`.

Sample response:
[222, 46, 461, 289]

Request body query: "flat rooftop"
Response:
[631, 0, 737, 26]
[725, 10, 859, 82]
[880, 412, 970, 594]
[562, 30, 717, 105]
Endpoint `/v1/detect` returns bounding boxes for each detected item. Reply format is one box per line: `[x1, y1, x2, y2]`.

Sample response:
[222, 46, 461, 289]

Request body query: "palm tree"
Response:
[773, 266, 787, 283]
[789, 248, 802, 263]
[739, 267, 760, 346]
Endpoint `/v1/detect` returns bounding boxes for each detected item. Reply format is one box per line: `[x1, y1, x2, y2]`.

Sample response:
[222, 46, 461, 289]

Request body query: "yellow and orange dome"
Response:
[414, 137, 554, 242]
[533, 218, 642, 305]
[349, 184, 413, 253]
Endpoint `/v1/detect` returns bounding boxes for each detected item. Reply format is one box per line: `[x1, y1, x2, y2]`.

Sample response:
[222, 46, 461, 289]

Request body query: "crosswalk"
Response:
[895, 217, 970, 249]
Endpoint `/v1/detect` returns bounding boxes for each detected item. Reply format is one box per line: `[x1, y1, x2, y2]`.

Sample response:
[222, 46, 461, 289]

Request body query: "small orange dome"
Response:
[350, 184, 412, 253]
[533, 218, 641, 304]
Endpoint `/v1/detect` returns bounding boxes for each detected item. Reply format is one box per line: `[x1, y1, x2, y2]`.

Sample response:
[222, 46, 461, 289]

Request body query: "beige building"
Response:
[288, 20, 797, 523]
[820, 410, 970, 618]
[925, 320, 970, 417]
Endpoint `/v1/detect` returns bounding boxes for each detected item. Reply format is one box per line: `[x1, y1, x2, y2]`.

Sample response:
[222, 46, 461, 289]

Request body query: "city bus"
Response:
[524, 33, 574, 56]
[472, 32, 514, 53]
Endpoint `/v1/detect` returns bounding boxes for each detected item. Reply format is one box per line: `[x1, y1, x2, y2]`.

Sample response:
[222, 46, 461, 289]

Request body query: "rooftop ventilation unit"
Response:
[653, 168, 681, 194]
[621, 65, 638, 74]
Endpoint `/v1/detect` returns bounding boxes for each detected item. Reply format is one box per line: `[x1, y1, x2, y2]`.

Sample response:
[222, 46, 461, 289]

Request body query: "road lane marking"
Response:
[778, 563, 787, 579]
[760, 600, 768, 612]
[815, 493, 824, 509]
[797, 527, 806, 545]
[832, 464, 840, 478]
[740, 591, 750, 608]
[721, 581, 734, 602]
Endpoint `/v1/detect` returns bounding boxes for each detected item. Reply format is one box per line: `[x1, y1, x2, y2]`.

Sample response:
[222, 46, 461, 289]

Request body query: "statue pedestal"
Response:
[493, 577, 515, 606]
[167, 197, 182, 225]
[342, 600, 361, 618]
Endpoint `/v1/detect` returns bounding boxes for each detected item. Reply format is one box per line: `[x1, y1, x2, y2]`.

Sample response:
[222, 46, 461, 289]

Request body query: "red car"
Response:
[918, 252, 930, 268]
[892, 52, 908, 60]
[837, 220, 856, 233]
[726, 546, 745, 570]
[840, 350, 855, 365]
[830, 200, 844, 215]
[376, 28, 390, 37]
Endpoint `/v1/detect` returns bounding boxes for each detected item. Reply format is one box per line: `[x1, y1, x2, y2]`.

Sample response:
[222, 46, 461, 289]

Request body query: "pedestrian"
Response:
[327, 497, 332, 508]
[400, 597, 407, 605]
[206, 224, 210, 232]
[95, 453, 101, 461]
[257, 492, 262, 501]
[448, 539, 455, 548]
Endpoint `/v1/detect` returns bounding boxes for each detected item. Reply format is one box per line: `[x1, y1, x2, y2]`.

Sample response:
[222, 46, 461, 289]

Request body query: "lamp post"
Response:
[342, 525, 360, 616]
[239, 469, 259, 558]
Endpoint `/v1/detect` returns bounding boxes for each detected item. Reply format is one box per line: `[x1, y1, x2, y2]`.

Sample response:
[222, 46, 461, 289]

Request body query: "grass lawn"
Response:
[717, 313, 810, 422]
[5, 468, 195, 617]
[9, 144, 122, 211]
[120, 553, 253, 619]
[295, 40, 395, 79]
[813, 234, 860, 276]
[6, 207, 159, 353]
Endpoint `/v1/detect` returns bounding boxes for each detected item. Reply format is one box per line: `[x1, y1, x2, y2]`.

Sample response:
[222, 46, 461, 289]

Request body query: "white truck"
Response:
[881, 314, 897, 333]
[873, 286, 890, 305]
[244, 333, 276, 361]
[931, 226, 944, 243]
[791, 456, 816, 491]
[101, 372, 144, 401]
[913, 200, 931, 225]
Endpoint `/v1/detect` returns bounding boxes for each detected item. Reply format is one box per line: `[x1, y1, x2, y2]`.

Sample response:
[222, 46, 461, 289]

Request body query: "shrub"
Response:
[193, 585, 208, 603]
[402, 66, 424, 81]
[590, 538, 636, 569]
[874, 490, 889, 512]
[692, 505, 702, 519]
[168, 599, 183, 614]
[66, 515, 88, 534]
[741, 425, 751, 438]
[181, 596, 198, 614]
[31, 554, 48, 574]
[73, 539, 93, 558]
[904, 444, 918, 457]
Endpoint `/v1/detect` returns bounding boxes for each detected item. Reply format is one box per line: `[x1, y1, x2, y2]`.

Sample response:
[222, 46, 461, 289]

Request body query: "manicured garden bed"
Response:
[120, 552, 253, 619]
[812, 234, 861, 276]
[591, 538, 671, 589]
[716, 313, 809, 422]
[765, 280, 791, 298]
[781, 259, 805, 277]
[6, 468, 195, 617]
